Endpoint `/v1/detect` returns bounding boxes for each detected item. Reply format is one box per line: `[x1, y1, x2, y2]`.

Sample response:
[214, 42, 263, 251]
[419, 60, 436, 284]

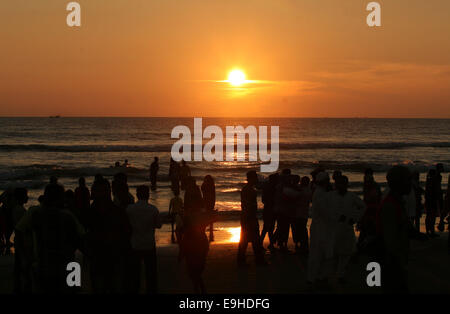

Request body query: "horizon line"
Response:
[0, 115, 450, 119]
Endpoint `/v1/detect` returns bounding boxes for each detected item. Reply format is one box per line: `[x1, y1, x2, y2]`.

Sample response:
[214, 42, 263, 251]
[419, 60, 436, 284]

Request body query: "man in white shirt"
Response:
[329, 175, 365, 283]
[306, 172, 335, 288]
[126, 185, 161, 294]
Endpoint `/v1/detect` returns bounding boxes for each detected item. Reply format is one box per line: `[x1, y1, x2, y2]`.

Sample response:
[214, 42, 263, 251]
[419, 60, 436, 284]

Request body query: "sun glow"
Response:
[227, 69, 247, 86]
[227, 227, 241, 243]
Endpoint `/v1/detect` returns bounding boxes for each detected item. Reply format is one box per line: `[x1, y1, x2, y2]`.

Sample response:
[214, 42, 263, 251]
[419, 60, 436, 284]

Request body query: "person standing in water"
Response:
[149, 157, 159, 191]
[179, 160, 191, 191]
[169, 158, 181, 194]
[201, 175, 216, 242]
[169, 189, 184, 246]
[238, 171, 266, 267]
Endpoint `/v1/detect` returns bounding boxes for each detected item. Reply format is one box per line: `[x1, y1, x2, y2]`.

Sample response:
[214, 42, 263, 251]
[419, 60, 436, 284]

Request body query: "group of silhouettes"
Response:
[236, 163, 449, 293]
[0, 157, 449, 294]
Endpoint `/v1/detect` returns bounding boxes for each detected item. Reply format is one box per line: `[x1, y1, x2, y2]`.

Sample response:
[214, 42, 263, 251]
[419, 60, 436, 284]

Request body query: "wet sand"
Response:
[1, 219, 449, 294]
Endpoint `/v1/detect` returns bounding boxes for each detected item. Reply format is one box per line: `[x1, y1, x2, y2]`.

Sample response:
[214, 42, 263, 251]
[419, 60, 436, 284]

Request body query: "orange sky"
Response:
[1, 0, 449, 117]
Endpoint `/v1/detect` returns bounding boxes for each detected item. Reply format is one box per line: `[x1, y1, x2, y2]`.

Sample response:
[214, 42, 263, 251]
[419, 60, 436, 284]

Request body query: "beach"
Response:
[1, 218, 449, 294]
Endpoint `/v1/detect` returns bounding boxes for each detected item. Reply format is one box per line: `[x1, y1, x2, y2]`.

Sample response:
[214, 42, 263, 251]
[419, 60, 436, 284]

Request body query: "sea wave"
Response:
[1, 141, 450, 152]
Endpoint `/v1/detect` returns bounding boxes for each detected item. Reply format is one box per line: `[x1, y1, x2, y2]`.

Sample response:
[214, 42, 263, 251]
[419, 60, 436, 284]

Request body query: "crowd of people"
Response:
[237, 163, 449, 293]
[0, 157, 448, 294]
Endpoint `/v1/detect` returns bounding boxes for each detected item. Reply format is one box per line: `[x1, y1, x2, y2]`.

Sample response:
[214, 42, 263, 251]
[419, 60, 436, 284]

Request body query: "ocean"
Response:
[0, 117, 449, 212]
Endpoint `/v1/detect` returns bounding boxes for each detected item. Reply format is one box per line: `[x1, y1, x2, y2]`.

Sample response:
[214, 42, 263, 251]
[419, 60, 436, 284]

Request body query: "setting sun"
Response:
[227, 69, 246, 86]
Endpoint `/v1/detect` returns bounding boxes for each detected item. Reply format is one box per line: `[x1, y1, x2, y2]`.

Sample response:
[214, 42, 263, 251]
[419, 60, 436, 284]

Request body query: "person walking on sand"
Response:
[201, 175, 216, 242]
[169, 189, 184, 246]
[238, 171, 266, 267]
[375, 166, 411, 293]
[306, 171, 334, 290]
[126, 185, 162, 294]
[182, 177, 215, 294]
[330, 176, 365, 284]
[149, 157, 159, 191]
[260, 173, 279, 251]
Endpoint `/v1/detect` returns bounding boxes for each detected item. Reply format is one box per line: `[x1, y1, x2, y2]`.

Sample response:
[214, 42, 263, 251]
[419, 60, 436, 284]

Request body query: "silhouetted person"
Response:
[150, 157, 159, 191]
[112, 172, 134, 209]
[358, 168, 382, 252]
[14, 195, 45, 294]
[64, 189, 78, 220]
[436, 163, 446, 232]
[86, 178, 131, 293]
[0, 187, 15, 248]
[169, 158, 181, 194]
[12, 187, 28, 293]
[238, 171, 265, 267]
[12, 188, 28, 228]
[49, 176, 58, 185]
[91, 174, 104, 201]
[274, 169, 293, 252]
[330, 176, 365, 283]
[126, 185, 161, 294]
[179, 160, 191, 191]
[332, 170, 342, 190]
[32, 183, 82, 293]
[445, 176, 450, 254]
[260, 173, 279, 250]
[75, 177, 90, 227]
[169, 189, 184, 247]
[375, 165, 411, 293]
[306, 171, 334, 289]
[425, 169, 439, 237]
[182, 177, 213, 294]
[411, 171, 424, 232]
[123, 159, 130, 167]
[201, 175, 216, 242]
[293, 176, 312, 254]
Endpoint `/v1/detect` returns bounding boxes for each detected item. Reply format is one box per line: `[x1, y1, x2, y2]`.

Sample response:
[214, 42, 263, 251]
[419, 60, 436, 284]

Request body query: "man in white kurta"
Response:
[330, 175, 365, 281]
[306, 172, 335, 284]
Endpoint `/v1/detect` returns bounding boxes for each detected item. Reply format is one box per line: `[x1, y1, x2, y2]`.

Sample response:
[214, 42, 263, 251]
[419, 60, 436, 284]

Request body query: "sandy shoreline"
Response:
[1, 218, 449, 294]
